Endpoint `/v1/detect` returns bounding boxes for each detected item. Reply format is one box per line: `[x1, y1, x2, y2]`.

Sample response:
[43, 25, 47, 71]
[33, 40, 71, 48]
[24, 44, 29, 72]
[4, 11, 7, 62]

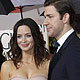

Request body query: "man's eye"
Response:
[49, 16, 53, 18]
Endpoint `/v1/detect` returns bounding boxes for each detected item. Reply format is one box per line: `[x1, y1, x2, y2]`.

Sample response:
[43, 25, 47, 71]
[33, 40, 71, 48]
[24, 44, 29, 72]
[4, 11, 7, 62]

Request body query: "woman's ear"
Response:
[62, 13, 70, 24]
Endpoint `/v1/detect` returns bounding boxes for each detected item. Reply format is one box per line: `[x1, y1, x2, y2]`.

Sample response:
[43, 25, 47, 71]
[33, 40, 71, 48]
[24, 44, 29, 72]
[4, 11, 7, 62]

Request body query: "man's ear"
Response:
[62, 13, 70, 24]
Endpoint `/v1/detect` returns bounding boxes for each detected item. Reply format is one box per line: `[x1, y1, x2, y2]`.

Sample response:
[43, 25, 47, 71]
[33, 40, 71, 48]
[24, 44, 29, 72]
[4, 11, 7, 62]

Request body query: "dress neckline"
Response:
[10, 75, 47, 80]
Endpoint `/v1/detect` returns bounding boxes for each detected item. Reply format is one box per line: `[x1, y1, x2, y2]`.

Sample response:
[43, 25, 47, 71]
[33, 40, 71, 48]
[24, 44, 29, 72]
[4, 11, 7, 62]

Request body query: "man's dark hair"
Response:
[44, 0, 75, 27]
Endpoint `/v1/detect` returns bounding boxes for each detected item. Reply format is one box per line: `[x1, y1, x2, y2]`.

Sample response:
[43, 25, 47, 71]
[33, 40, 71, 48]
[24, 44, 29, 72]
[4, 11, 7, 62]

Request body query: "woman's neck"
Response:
[22, 51, 34, 64]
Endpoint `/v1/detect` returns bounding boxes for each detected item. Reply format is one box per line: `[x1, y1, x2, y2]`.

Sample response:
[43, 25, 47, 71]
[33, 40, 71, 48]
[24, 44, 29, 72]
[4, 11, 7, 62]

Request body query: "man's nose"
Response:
[43, 18, 48, 26]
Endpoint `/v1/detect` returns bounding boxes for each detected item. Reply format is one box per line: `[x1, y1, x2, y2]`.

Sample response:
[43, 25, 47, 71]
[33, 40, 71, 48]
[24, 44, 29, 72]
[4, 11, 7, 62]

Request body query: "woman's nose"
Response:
[22, 36, 26, 42]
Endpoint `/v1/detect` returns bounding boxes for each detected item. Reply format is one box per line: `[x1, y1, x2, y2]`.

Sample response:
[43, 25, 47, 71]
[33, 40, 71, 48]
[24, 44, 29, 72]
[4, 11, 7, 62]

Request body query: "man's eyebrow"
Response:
[45, 13, 53, 16]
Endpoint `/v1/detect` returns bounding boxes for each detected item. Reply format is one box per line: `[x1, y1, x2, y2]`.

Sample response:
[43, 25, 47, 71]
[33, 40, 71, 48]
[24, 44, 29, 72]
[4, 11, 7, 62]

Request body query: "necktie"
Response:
[54, 41, 60, 53]
[48, 41, 60, 80]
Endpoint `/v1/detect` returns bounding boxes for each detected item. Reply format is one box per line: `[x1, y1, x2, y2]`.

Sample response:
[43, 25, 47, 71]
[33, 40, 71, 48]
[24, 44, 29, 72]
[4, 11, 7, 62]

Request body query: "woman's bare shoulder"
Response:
[44, 59, 50, 65]
[46, 60, 50, 66]
[1, 60, 13, 70]
[41, 60, 50, 75]
[41, 59, 50, 69]
[1, 60, 14, 80]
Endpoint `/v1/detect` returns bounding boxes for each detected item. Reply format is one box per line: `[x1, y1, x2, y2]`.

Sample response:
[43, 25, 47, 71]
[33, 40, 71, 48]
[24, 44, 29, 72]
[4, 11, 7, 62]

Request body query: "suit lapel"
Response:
[48, 32, 76, 80]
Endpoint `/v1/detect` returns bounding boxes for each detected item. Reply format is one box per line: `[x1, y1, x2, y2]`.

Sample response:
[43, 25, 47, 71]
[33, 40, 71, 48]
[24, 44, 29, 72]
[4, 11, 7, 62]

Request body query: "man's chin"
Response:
[48, 34, 52, 37]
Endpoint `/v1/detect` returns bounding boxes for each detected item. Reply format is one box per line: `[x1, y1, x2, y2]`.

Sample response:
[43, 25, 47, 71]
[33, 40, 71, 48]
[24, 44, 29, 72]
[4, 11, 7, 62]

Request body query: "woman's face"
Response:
[17, 25, 34, 52]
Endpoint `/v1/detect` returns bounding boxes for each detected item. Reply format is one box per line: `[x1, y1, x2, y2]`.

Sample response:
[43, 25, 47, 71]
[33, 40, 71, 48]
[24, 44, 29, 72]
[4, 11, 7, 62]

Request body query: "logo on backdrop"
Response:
[0, 30, 13, 57]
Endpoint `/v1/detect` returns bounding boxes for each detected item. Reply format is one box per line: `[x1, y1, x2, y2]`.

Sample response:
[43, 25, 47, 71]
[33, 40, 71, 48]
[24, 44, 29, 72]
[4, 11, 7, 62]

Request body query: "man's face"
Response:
[43, 5, 64, 40]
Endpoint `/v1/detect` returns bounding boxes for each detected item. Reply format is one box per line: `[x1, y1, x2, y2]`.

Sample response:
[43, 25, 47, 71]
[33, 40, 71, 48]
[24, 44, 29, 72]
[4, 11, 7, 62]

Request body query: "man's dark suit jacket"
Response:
[48, 32, 80, 80]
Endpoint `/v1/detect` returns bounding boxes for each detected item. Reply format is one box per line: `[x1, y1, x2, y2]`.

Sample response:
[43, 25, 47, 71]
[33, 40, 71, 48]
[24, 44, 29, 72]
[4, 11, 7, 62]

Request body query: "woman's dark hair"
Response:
[8, 18, 49, 68]
[0, 41, 6, 70]
[44, 0, 75, 27]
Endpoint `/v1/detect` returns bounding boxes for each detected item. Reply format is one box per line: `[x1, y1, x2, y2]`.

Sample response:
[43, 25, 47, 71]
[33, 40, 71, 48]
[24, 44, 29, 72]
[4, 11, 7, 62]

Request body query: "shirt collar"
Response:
[57, 28, 74, 51]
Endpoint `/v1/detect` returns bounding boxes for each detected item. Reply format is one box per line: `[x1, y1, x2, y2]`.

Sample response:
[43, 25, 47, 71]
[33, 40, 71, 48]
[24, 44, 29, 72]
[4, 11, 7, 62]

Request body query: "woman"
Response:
[0, 41, 6, 80]
[1, 18, 50, 80]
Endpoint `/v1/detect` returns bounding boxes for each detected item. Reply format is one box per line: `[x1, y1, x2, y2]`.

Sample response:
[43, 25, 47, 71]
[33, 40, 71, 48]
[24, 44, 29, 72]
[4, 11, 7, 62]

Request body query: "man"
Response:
[43, 0, 80, 80]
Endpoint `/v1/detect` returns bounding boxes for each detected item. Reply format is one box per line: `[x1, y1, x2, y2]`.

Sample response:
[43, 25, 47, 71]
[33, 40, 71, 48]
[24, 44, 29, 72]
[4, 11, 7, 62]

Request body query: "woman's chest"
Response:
[10, 63, 47, 79]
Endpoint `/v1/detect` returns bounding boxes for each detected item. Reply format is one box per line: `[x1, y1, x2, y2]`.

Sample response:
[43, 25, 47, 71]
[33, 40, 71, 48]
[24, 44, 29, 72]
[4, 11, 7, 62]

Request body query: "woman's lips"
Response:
[21, 44, 29, 47]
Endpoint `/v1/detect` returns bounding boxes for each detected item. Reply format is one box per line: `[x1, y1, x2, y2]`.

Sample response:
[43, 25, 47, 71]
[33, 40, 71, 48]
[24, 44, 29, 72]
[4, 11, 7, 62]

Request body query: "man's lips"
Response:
[46, 27, 51, 32]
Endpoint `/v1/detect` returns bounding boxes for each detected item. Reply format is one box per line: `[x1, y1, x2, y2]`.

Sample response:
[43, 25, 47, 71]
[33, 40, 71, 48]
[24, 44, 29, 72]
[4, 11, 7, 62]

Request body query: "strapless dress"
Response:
[9, 75, 47, 80]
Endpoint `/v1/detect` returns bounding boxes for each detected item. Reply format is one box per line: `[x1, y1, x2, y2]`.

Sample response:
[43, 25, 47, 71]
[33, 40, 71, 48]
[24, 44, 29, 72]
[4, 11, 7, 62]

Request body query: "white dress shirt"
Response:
[57, 28, 74, 52]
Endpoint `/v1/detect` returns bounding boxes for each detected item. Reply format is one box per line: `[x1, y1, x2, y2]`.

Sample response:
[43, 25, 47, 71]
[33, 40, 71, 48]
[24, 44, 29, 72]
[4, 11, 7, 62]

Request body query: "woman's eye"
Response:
[26, 34, 31, 38]
[17, 35, 22, 39]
